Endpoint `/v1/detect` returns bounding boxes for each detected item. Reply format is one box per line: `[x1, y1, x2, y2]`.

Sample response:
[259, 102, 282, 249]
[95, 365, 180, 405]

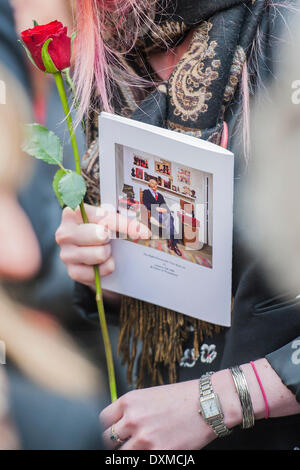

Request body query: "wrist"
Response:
[200, 357, 287, 435]
[211, 369, 243, 429]
[239, 361, 268, 420]
[211, 361, 270, 432]
[245, 358, 300, 419]
[208, 355, 300, 434]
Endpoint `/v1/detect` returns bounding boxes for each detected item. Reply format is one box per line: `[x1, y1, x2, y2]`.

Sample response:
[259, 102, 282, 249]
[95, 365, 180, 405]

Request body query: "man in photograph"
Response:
[143, 179, 182, 257]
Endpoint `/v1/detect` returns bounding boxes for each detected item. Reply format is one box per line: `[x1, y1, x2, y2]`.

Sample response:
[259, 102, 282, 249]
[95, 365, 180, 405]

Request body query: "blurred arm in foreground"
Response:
[0, 58, 104, 448]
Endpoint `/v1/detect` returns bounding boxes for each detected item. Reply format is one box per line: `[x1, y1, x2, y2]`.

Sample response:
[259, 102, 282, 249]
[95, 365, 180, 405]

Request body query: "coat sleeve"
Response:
[266, 339, 300, 404]
[142, 190, 152, 211]
[73, 282, 121, 326]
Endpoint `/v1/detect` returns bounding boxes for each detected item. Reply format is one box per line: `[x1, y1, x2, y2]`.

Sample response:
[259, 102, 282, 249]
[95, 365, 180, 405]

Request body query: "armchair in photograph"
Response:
[179, 201, 202, 250]
[118, 186, 140, 221]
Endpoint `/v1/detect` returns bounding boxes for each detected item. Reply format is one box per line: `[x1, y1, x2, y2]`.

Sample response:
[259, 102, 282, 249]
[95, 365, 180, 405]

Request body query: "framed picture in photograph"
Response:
[136, 168, 143, 179]
[177, 168, 191, 185]
[155, 159, 171, 176]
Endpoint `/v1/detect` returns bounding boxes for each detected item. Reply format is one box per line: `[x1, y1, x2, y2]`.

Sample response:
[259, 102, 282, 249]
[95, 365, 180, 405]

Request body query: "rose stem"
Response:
[64, 69, 85, 131]
[53, 71, 117, 403]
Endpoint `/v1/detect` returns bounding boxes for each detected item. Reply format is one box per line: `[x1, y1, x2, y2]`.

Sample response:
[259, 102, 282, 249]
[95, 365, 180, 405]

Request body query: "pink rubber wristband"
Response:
[250, 361, 269, 419]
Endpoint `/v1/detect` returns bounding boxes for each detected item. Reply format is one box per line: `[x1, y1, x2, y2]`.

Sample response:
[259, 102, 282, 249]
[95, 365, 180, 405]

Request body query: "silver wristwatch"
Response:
[199, 372, 232, 438]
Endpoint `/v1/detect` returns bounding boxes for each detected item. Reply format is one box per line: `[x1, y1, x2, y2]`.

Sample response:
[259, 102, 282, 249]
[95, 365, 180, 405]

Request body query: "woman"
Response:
[56, 0, 300, 449]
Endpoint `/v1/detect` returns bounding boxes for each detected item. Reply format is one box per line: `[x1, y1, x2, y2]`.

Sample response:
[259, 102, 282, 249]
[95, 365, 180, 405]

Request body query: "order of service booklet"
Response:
[98, 112, 234, 327]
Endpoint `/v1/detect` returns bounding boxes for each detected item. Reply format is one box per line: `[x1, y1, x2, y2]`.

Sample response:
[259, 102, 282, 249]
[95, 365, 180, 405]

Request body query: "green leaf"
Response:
[52, 169, 66, 208]
[23, 124, 63, 165]
[58, 171, 86, 210]
[41, 38, 58, 74]
[33, 19, 39, 26]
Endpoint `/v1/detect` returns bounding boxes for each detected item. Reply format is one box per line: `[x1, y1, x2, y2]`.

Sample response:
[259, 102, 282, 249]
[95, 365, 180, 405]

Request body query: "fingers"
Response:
[63, 204, 151, 240]
[61, 205, 108, 225]
[60, 244, 112, 266]
[99, 258, 115, 278]
[100, 398, 124, 430]
[66, 257, 115, 284]
[56, 204, 151, 287]
[104, 212, 151, 240]
[56, 205, 151, 246]
[101, 410, 153, 451]
[119, 436, 152, 451]
[89, 209, 151, 240]
[100, 392, 147, 450]
[58, 223, 111, 247]
[100, 399, 125, 449]
[102, 417, 130, 450]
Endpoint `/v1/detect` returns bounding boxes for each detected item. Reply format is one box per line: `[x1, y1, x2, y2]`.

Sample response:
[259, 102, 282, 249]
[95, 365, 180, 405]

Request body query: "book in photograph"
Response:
[99, 112, 234, 327]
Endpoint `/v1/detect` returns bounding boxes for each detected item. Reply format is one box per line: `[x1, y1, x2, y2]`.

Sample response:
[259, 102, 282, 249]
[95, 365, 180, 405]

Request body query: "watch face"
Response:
[201, 398, 220, 418]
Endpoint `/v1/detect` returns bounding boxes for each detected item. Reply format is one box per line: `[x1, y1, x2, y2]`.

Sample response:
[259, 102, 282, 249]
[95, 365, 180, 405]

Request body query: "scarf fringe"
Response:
[118, 296, 223, 388]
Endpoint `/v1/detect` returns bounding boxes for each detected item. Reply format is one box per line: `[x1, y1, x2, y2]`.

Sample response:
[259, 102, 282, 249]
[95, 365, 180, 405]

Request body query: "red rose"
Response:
[21, 21, 71, 72]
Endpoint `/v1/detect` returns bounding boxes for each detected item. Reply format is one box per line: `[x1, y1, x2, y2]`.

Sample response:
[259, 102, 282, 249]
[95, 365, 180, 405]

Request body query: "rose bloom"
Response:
[21, 21, 71, 72]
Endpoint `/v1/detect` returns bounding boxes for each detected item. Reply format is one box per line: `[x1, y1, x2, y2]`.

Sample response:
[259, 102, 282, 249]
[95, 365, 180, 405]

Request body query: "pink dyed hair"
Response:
[73, 0, 295, 160]
[73, 0, 156, 125]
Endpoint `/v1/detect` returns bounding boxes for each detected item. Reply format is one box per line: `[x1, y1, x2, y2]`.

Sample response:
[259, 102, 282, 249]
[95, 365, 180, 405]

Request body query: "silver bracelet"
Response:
[230, 366, 255, 429]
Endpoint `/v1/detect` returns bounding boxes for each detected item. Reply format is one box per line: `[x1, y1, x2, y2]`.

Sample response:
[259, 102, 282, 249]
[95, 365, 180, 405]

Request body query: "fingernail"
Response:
[105, 258, 115, 275]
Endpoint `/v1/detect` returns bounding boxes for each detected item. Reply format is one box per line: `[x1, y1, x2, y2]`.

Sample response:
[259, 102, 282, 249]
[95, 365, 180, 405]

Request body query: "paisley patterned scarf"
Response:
[82, 0, 267, 388]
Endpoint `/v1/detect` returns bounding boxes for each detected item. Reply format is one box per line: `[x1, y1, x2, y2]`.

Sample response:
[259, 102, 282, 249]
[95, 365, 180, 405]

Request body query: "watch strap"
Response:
[199, 373, 232, 438]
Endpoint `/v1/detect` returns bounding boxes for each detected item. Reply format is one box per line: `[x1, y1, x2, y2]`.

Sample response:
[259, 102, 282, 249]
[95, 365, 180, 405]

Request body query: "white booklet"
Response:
[99, 112, 234, 327]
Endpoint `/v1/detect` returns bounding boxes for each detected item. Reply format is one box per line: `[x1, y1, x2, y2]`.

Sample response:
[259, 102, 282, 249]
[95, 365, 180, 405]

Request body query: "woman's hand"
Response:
[55, 204, 150, 290]
[99, 359, 300, 450]
[100, 380, 219, 450]
[100, 369, 245, 450]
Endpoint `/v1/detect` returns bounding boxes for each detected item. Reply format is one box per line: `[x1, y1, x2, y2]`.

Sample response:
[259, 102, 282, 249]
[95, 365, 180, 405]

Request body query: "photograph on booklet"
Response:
[116, 145, 213, 268]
